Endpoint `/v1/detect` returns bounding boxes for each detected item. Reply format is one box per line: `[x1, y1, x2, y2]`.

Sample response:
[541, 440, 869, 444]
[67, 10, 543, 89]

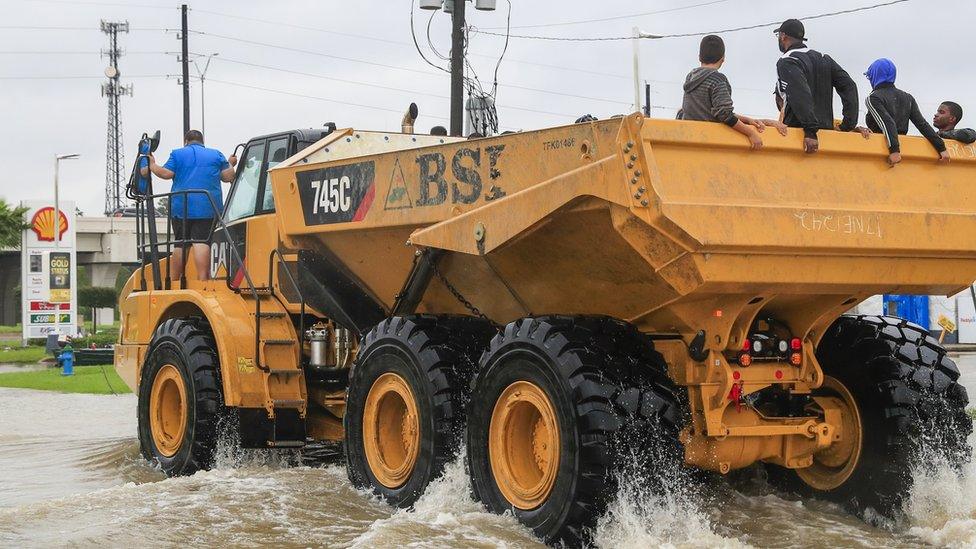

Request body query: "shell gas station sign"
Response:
[20, 200, 78, 339]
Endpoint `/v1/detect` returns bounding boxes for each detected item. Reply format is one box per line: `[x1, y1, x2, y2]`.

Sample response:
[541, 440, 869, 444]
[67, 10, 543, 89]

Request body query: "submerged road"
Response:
[0, 355, 974, 547]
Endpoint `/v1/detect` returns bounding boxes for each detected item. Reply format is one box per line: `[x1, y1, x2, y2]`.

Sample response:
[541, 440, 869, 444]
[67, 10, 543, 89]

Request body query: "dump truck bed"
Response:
[270, 115, 976, 335]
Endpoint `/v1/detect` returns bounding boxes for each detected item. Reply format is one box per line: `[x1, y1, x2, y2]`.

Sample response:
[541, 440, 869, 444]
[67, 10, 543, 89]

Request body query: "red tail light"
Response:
[790, 337, 802, 351]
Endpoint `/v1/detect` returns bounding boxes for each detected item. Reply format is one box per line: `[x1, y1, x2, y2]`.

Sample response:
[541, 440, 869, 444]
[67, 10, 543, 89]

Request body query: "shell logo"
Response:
[30, 207, 68, 242]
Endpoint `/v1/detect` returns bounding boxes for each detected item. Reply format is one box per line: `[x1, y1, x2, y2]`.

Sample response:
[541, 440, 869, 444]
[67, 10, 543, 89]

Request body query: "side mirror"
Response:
[149, 130, 161, 153]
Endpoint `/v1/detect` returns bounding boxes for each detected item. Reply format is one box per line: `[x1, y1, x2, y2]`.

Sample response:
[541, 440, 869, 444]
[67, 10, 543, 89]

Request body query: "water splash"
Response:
[210, 415, 303, 470]
[904, 429, 976, 547]
[349, 453, 542, 548]
[594, 468, 748, 549]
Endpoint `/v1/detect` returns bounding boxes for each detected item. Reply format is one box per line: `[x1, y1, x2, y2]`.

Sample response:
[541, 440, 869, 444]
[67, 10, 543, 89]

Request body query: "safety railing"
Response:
[133, 188, 265, 369]
[268, 248, 309, 367]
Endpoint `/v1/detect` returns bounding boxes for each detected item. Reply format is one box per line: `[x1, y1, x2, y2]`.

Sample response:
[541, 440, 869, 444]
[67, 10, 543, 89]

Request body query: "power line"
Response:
[0, 74, 164, 79]
[209, 76, 574, 119]
[0, 24, 164, 31]
[187, 29, 443, 78]
[213, 57, 600, 116]
[470, 0, 912, 41]
[0, 50, 169, 54]
[208, 78, 448, 119]
[191, 29, 629, 106]
[23, 0, 175, 8]
[185, 8, 644, 82]
[216, 56, 450, 99]
[483, 0, 732, 30]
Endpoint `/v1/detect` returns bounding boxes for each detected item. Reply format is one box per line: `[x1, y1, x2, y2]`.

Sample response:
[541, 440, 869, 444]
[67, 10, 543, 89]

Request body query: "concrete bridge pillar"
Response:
[90, 263, 121, 288]
[0, 253, 19, 326]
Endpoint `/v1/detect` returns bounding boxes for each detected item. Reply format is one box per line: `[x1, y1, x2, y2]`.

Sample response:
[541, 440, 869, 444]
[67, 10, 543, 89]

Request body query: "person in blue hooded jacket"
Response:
[863, 58, 949, 167]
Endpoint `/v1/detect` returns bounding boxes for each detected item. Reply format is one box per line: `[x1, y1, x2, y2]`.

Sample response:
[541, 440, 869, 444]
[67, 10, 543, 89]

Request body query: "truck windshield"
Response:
[225, 141, 266, 222]
[261, 137, 289, 212]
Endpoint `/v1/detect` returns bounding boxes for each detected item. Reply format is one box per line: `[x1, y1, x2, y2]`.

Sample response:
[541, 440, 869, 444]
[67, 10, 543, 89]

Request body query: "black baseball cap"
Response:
[774, 19, 807, 41]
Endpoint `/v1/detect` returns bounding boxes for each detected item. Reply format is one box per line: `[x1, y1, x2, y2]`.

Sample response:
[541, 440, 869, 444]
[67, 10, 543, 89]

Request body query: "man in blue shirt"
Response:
[143, 130, 237, 281]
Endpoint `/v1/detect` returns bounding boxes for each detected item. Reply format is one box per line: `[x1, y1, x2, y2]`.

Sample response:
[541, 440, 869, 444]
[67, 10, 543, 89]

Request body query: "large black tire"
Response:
[138, 317, 224, 476]
[344, 315, 493, 507]
[466, 316, 684, 547]
[773, 314, 971, 515]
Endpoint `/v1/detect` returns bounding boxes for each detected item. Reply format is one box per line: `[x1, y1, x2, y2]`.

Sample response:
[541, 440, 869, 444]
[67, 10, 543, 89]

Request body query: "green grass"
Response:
[0, 365, 129, 395]
[0, 324, 22, 334]
[0, 346, 49, 363]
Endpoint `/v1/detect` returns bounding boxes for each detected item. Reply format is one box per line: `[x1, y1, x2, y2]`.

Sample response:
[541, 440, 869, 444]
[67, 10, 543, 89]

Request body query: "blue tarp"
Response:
[883, 294, 930, 329]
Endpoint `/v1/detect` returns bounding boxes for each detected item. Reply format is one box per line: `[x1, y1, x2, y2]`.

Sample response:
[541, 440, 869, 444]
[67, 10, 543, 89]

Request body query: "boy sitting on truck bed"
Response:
[679, 35, 785, 149]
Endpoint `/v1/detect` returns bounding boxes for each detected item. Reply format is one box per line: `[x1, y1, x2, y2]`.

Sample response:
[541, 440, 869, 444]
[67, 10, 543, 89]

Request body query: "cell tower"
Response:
[100, 20, 132, 216]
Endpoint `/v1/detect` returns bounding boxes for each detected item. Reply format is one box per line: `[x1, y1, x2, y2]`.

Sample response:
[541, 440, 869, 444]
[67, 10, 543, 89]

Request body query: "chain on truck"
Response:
[115, 107, 975, 546]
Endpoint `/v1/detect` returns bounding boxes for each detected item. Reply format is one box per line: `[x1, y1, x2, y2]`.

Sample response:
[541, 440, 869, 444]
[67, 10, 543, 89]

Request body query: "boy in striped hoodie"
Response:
[679, 35, 783, 149]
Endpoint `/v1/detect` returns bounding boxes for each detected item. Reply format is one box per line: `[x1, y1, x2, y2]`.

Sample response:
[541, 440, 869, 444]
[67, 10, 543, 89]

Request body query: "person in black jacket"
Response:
[773, 19, 859, 154]
[863, 58, 949, 167]
[933, 101, 976, 144]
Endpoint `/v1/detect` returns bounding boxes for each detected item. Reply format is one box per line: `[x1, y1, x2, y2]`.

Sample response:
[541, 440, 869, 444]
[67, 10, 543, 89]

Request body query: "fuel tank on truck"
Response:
[267, 115, 976, 335]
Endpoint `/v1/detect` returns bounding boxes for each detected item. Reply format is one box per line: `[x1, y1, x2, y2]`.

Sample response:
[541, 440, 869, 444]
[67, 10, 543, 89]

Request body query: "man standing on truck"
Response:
[774, 19, 859, 154]
[679, 35, 786, 150]
[863, 58, 949, 167]
[142, 130, 237, 281]
[933, 101, 976, 144]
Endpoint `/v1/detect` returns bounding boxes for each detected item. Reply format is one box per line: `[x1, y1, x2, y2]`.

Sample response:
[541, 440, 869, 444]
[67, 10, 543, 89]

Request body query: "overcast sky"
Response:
[1, 0, 970, 217]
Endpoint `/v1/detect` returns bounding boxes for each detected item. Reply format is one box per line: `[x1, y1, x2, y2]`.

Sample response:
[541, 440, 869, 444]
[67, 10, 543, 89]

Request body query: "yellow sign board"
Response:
[939, 314, 957, 333]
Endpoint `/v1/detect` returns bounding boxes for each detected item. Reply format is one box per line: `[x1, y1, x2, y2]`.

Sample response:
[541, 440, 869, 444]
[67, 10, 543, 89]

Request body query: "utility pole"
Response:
[100, 20, 131, 215]
[180, 4, 190, 135]
[449, 0, 465, 136]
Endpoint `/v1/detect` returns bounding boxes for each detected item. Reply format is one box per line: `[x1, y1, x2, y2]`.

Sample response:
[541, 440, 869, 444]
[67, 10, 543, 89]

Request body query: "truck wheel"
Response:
[138, 317, 224, 476]
[775, 315, 971, 515]
[466, 316, 683, 546]
[344, 315, 493, 507]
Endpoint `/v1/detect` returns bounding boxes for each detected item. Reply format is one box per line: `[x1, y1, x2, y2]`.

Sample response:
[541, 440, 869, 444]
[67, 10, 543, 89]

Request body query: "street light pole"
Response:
[632, 30, 663, 115]
[193, 53, 218, 137]
[53, 154, 80, 249]
[53, 153, 79, 337]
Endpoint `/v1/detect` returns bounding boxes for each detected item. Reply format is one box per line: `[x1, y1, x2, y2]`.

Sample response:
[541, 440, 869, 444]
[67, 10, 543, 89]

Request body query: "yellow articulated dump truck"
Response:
[116, 113, 975, 545]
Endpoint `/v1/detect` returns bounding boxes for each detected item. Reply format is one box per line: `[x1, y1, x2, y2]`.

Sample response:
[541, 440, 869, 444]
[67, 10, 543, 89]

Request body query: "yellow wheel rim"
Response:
[150, 363, 188, 457]
[489, 380, 561, 510]
[797, 376, 863, 491]
[363, 372, 420, 488]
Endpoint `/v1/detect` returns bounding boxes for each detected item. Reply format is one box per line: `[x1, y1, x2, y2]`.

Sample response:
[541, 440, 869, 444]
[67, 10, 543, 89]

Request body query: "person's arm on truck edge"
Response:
[829, 56, 859, 132]
[866, 94, 903, 166]
[777, 57, 819, 152]
[709, 74, 763, 150]
[910, 96, 950, 164]
[939, 128, 976, 144]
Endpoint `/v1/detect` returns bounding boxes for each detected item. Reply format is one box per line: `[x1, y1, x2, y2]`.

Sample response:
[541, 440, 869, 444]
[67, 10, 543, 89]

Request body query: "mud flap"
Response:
[238, 408, 306, 448]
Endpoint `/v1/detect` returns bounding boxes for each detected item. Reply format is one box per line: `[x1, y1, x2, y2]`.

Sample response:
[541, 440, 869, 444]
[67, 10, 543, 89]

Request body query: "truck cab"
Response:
[210, 126, 337, 284]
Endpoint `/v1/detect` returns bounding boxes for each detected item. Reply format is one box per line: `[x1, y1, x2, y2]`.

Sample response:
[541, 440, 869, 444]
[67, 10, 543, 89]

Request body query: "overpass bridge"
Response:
[0, 216, 166, 325]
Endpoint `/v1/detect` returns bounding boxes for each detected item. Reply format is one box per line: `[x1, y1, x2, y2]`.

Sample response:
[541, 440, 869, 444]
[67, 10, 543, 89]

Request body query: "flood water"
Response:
[1, 354, 976, 548]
